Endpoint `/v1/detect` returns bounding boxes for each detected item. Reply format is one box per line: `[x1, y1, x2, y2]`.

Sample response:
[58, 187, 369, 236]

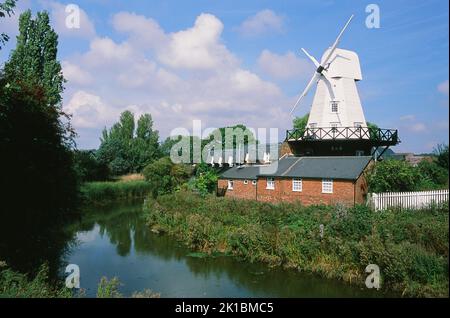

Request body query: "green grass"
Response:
[144, 191, 449, 297]
[81, 180, 151, 205]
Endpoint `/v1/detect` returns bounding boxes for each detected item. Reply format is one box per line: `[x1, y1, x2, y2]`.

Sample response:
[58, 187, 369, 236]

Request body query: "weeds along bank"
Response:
[144, 192, 449, 297]
[81, 180, 151, 205]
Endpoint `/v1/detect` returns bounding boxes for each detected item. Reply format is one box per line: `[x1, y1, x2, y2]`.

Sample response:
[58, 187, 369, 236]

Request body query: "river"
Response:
[60, 201, 390, 298]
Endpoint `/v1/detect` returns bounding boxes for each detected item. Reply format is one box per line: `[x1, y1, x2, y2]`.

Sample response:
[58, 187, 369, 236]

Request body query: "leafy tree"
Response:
[434, 144, 449, 170]
[142, 157, 192, 198]
[190, 163, 218, 196]
[205, 124, 257, 149]
[417, 159, 448, 189]
[73, 150, 110, 182]
[293, 113, 309, 131]
[0, 8, 79, 274]
[98, 111, 160, 175]
[0, 0, 17, 49]
[4, 10, 65, 108]
[368, 159, 421, 192]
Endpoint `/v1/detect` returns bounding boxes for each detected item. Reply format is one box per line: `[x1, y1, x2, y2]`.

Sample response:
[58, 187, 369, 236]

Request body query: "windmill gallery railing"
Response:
[286, 127, 399, 145]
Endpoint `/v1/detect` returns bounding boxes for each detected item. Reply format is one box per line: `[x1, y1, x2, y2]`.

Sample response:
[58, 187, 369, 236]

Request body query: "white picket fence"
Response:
[369, 189, 449, 211]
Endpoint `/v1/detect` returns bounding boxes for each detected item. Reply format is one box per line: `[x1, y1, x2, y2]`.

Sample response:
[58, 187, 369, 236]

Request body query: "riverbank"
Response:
[81, 180, 151, 206]
[144, 191, 449, 297]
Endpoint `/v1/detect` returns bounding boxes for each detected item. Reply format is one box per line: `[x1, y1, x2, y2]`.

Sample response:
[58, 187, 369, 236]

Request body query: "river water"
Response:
[61, 201, 389, 298]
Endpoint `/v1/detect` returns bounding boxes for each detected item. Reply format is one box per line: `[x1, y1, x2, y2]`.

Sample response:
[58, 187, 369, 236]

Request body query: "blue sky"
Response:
[1, 0, 448, 153]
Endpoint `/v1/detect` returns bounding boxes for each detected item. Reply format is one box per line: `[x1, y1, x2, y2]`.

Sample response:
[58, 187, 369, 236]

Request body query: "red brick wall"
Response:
[355, 172, 369, 204]
[218, 179, 257, 200]
[219, 176, 370, 206]
[256, 178, 356, 206]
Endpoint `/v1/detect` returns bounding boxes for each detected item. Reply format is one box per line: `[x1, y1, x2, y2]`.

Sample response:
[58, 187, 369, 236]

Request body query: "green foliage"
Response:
[368, 157, 449, 192]
[144, 192, 449, 297]
[73, 150, 110, 182]
[96, 277, 122, 298]
[81, 180, 151, 205]
[293, 113, 309, 132]
[4, 10, 65, 108]
[434, 144, 449, 170]
[98, 111, 160, 175]
[190, 163, 218, 196]
[0, 263, 71, 298]
[368, 159, 422, 192]
[417, 160, 449, 189]
[204, 124, 257, 149]
[0, 0, 17, 49]
[142, 157, 192, 197]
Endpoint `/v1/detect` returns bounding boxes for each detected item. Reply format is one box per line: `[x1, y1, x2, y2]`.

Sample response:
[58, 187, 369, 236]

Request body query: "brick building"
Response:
[218, 156, 373, 206]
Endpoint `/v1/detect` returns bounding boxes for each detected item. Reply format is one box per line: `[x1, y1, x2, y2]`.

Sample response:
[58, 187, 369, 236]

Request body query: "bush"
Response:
[143, 157, 193, 197]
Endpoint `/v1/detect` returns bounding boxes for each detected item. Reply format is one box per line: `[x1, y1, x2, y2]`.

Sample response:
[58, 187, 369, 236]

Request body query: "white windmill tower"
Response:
[290, 15, 367, 132]
[286, 15, 399, 158]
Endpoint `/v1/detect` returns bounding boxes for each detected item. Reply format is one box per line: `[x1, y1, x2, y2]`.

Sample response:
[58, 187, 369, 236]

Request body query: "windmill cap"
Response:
[322, 48, 362, 80]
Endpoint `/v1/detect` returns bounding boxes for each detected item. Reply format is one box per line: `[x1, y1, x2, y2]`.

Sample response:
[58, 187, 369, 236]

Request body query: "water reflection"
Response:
[64, 202, 391, 298]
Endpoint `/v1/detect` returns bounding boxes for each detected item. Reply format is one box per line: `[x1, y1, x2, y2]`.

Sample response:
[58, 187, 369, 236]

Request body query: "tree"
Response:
[4, 10, 65, 108]
[434, 144, 449, 170]
[0, 0, 17, 49]
[417, 160, 448, 189]
[204, 124, 257, 149]
[293, 113, 309, 131]
[73, 150, 110, 182]
[98, 111, 160, 175]
[367, 159, 421, 192]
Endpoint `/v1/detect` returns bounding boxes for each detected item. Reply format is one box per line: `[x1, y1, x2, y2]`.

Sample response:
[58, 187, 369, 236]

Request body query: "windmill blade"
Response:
[290, 72, 320, 115]
[301, 48, 320, 68]
[322, 15, 354, 66]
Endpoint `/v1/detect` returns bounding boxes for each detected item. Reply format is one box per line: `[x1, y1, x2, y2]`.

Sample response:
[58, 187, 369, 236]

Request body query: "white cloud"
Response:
[112, 11, 166, 50]
[62, 61, 93, 86]
[237, 10, 284, 36]
[438, 79, 449, 96]
[257, 50, 312, 80]
[62, 13, 291, 148]
[399, 115, 426, 133]
[64, 91, 114, 129]
[400, 114, 416, 121]
[158, 13, 238, 70]
[39, 0, 96, 39]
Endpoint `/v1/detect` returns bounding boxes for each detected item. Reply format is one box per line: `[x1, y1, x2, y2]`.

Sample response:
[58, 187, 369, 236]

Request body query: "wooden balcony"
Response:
[286, 127, 399, 146]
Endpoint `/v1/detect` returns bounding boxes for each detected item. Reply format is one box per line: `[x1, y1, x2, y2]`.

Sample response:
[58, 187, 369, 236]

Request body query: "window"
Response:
[244, 180, 248, 185]
[309, 123, 317, 129]
[354, 122, 363, 128]
[355, 150, 364, 156]
[252, 180, 257, 186]
[266, 178, 275, 190]
[331, 101, 339, 113]
[322, 179, 333, 194]
[228, 180, 234, 190]
[292, 178, 303, 192]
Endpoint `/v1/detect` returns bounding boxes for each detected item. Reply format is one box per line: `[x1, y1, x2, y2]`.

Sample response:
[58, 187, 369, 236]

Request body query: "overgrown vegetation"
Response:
[81, 180, 152, 205]
[368, 146, 449, 192]
[144, 192, 449, 297]
[0, 262, 159, 298]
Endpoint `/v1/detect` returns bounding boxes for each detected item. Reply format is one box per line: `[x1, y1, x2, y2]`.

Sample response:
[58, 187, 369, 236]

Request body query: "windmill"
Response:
[286, 15, 399, 158]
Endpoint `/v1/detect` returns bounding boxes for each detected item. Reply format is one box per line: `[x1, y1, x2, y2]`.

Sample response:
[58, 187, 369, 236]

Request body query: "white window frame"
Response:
[292, 178, 303, 192]
[252, 180, 257, 186]
[228, 180, 234, 190]
[243, 180, 248, 185]
[355, 150, 364, 156]
[309, 123, 317, 129]
[354, 122, 363, 128]
[322, 179, 333, 194]
[266, 177, 275, 190]
[331, 101, 339, 113]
